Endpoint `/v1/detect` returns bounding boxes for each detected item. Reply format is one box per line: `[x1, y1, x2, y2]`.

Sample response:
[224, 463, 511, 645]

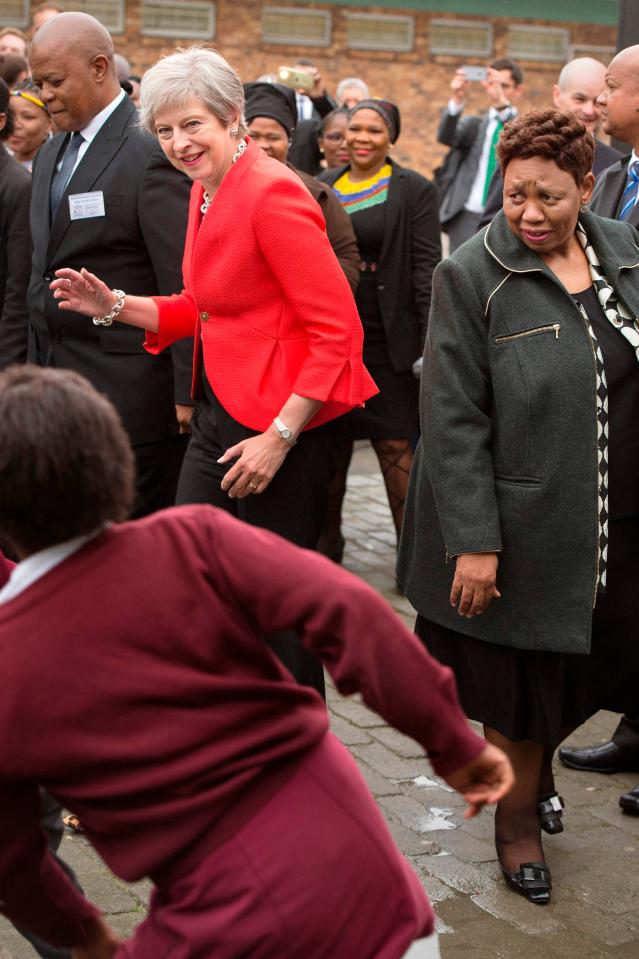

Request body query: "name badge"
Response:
[68, 191, 105, 220]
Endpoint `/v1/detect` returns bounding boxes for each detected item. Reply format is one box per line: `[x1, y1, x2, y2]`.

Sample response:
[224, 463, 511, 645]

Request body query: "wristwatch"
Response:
[273, 416, 297, 446]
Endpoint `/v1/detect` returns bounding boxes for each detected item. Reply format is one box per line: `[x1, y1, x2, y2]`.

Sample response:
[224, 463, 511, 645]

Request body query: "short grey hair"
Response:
[139, 46, 248, 137]
[336, 77, 369, 103]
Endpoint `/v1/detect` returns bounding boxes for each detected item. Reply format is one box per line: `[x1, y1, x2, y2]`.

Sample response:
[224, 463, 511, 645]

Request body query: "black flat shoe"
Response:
[558, 740, 639, 774]
[538, 792, 564, 834]
[619, 785, 639, 815]
[500, 861, 552, 905]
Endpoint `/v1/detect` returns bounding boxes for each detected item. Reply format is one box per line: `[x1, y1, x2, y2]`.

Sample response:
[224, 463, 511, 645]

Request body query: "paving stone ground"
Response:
[2, 443, 639, 958]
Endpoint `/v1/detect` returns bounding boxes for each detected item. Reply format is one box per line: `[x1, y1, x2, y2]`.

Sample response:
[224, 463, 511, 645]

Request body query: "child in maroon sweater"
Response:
[0, 367, 512, 959]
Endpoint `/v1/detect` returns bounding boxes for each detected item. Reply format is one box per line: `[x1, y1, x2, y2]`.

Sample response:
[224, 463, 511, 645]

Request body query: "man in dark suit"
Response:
[437, 58, 523, 251]
[558, 44, 639, 813]
[0, 79, 31, 368]
[29, 11, 191, 519]
[478, 56, 622, 229]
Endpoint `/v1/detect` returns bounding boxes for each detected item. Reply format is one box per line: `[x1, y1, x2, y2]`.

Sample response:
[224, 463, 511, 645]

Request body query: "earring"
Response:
[230, 127, 238, 137]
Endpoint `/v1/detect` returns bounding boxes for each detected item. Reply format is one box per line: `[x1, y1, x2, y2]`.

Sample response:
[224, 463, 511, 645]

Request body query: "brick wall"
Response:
[115, 3, 616, 177]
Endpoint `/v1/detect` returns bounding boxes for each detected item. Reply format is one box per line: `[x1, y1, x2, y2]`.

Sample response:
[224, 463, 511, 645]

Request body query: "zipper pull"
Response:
[553, 323, 560, 339]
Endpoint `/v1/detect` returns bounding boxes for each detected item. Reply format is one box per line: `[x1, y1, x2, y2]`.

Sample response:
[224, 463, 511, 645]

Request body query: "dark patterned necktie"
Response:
[618, 159, 639, 221]
[50, 131, 84, 220]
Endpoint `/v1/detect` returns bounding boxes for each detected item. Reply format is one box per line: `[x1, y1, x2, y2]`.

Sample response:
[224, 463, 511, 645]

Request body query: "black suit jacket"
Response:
[590, 153, 639, 227]
[320, 160, 441, 372]
[0, 148, 31, 369]
[28, 96, 192, 445]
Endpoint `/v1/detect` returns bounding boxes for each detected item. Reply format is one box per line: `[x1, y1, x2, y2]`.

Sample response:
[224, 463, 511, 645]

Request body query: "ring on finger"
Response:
[248, 481, 259, 490]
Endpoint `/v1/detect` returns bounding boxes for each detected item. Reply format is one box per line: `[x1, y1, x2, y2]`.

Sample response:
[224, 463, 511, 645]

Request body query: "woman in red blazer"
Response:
[52, 46, 377, 693]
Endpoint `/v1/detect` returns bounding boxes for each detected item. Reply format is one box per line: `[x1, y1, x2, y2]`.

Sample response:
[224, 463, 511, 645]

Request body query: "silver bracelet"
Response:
[92, 289, 126, 327]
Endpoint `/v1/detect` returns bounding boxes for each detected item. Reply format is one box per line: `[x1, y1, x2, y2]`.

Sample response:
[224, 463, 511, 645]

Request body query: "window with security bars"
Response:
[569, 43, 615, 65]
[262, 7, 331, 47]
[142, 0, 215, 38]
[430, 20, 493, 57]
[0, 0, 28, 27]
[346, 14, 414, 53]
[68, 0, 124, 32]
[508, 25, 569, 62]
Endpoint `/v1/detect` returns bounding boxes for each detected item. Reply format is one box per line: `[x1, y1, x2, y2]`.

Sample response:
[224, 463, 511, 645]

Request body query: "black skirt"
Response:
[415, 515, 639, 745]
[340, 269, 419, 440]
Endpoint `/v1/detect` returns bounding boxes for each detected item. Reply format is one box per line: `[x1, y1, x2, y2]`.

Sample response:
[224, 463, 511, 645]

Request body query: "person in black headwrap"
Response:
[318, 98, 441, 564]
[244, 81, 360, 292]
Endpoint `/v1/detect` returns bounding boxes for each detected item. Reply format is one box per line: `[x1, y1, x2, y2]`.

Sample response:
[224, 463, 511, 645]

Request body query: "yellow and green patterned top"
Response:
[333, 163, 392, 216]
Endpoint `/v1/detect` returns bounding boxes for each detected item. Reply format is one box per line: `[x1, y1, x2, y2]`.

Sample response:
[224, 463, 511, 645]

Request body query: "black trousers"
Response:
[132, 434, 188, 519]
[15, 793, 76, 959]
[176, 388, 338, 695]
[612, 714, 639, 750]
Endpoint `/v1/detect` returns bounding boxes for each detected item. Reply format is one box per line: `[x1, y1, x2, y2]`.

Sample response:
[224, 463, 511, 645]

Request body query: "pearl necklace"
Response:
[200, 139, 248, 215]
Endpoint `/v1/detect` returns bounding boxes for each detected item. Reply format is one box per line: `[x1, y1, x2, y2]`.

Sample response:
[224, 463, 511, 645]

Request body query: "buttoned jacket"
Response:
[28, 96, 192, 444]
[397, 208, 639, 654]
[146, 139, 376, 432]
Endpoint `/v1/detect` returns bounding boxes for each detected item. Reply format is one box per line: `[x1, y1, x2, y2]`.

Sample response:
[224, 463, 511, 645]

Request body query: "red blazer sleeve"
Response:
[144, 288, 198, 354]
[0, 783, 100, 946]
[207, 509, 485, 776]
[252, 176, 374, 404]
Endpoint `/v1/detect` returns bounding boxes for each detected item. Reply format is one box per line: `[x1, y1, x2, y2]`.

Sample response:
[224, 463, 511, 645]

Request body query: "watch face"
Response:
[281, 428, 293, 440]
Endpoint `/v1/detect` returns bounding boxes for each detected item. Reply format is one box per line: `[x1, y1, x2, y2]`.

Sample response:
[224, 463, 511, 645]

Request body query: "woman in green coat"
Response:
[398, 110, 639, 905]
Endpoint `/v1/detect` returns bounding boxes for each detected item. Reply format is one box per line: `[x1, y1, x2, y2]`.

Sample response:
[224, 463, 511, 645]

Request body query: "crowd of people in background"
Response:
[2, 5, 639, 957]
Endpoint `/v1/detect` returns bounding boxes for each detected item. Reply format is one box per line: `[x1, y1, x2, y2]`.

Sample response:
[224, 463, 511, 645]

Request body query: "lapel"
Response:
[46, 96, 136, 261]
[591, 156, 630, 219]
[30, 134, 66, 255]
[190, 138, 262, 271]
[484, 208, 639, 318]
[377, 160, 404, 270]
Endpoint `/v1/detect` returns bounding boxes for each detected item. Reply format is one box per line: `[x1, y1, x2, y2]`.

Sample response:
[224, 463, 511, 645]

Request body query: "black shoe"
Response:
[619, 785, 639, 815]
[538, 792, 564, 834]
[558, 741, 639, 774]
[500, 862, 551, 905]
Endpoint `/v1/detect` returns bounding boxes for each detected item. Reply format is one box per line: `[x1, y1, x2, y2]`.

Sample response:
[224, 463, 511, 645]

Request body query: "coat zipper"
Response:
[494, 323, 560, 344]
[575, 301, 600, 609]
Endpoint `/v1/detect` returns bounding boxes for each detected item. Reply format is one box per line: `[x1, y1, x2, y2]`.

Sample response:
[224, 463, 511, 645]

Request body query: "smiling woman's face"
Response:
[8, 95, 51, 162]
[503, 156, 594, 255]
[154, 97, 239, 192]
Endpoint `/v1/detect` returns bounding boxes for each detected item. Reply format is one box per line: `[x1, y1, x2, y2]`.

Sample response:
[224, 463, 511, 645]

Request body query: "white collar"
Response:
[80, 88, 126, 144]
[631, 149, 639, 167]
[0, 528, 103, 604]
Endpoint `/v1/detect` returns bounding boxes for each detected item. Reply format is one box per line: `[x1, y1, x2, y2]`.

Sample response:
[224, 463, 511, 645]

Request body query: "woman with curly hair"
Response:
[398, 109, 639, 903]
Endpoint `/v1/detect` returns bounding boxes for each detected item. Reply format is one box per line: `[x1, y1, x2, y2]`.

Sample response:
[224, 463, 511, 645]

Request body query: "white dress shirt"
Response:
[295, 91, 314, 121]
[56, 88, 126, 179]
[0, 530, 101, 604]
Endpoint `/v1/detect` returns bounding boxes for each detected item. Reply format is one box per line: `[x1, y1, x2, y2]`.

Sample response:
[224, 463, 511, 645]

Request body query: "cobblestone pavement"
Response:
[2, 444, 639, 958]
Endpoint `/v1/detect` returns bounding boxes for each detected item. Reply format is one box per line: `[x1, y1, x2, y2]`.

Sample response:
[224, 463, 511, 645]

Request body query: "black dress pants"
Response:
[131, 433, 188, 519]
[176, 386, 338, 695]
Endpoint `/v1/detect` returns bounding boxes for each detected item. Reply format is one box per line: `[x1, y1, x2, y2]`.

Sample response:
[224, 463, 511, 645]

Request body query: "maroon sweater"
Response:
[0, 506, 484, 947]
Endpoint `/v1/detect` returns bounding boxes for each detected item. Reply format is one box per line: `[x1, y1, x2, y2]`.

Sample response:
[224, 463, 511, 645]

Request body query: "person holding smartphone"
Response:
[437, 58, 523, 251]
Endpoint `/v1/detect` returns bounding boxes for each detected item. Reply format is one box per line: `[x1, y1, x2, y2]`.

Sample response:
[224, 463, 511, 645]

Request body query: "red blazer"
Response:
[146, 138, 377, 432]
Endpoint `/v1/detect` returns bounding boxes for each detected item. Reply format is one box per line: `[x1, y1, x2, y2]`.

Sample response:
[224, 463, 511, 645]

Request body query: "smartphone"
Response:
[277, 66, 314, 93]
[463, 65, 488, 82]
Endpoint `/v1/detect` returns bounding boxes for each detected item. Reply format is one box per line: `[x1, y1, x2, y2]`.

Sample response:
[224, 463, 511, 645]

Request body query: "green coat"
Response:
[397, 208, 639, 654]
